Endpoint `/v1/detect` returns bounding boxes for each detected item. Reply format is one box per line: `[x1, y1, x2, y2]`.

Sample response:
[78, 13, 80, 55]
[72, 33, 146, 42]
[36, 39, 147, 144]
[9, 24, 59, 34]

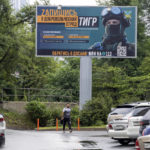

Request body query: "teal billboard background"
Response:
[36, 6, 137, 57]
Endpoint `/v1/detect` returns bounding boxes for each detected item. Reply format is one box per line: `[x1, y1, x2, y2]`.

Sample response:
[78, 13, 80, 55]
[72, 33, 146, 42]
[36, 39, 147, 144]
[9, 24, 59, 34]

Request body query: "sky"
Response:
[29, 0, 97, 6]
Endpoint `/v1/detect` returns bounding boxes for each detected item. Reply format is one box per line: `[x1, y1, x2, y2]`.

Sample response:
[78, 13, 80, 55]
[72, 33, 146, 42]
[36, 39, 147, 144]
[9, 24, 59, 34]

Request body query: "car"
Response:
[139, 109, 150, 136]
[136, 126, 150, 150]
[107, 110, 133, 145]
[107, 103, 137, 130]
[108, 102, 150, 145]
[127, 103, 150, 140]
[0, 114, 6, 145]
[136, 135, 150, 150]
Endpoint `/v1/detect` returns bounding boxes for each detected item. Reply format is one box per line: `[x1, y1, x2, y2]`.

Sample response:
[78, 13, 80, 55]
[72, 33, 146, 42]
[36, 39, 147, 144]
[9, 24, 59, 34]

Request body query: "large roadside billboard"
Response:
[36, 6, 137, 58]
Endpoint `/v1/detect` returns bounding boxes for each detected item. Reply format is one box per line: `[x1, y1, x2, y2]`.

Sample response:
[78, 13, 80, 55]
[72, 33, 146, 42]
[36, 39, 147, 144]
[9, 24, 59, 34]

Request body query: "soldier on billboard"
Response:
[90, 7, 135, 56]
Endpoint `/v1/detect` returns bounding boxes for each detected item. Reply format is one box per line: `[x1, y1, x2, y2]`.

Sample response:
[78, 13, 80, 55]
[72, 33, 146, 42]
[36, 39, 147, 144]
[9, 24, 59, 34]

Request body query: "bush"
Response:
[26, 101, 79, 127]
[71, 106, 79, 126]
[26, 101, 50, 127]
[48, 108, 62, 126]
[80, 93, 113, 126]
[48, 106, 79, 126]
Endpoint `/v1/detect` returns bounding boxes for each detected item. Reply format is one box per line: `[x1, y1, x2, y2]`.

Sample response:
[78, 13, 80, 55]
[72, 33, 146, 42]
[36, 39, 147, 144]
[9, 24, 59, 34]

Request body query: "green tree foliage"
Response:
[50, 58, 80, 102]
[1, 0, 150, 116]
[0, 0, 80, 102]
[0, 0, 21, 88]
[91, 0, 150, 111]
[80, 93, 113, 126]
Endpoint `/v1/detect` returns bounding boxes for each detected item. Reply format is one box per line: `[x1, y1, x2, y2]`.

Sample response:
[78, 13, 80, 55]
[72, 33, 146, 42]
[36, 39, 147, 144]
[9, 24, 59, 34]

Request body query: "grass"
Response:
[0, 108, 35, 130]
[36, 125, 106, 131]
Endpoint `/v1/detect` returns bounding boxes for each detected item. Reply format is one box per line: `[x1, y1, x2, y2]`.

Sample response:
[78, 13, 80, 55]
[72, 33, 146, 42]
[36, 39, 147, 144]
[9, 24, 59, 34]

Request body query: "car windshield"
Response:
[132, 107, 150, 117]
[111, 107, 133, 115]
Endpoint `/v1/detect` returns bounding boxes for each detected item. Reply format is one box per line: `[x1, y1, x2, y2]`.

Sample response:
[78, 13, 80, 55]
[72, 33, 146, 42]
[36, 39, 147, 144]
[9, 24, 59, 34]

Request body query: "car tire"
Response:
[0, 137, 5, 146]
[118, 139, 130, 145]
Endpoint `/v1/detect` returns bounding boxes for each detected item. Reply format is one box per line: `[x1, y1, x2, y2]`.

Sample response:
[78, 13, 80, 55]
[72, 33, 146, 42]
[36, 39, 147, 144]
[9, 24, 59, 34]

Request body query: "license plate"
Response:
[115, 125, 124, 130]
[144, 143, 150, 149]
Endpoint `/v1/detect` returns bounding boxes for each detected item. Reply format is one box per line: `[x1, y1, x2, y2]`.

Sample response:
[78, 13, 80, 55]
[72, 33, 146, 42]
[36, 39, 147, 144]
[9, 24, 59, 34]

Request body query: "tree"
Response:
[0, 0, 22, 89]
[92, 0, 150, 106]
[51, 59, 80, 102]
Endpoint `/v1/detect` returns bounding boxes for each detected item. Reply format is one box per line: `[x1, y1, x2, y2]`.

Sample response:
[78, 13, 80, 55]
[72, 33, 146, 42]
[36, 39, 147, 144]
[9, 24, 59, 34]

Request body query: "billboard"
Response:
[36, 6, 137, 58]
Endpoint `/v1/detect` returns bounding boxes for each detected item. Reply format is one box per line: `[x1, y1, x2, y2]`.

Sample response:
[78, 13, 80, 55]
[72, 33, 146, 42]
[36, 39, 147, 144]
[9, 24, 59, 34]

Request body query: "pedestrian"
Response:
[62, 103, 72, 133]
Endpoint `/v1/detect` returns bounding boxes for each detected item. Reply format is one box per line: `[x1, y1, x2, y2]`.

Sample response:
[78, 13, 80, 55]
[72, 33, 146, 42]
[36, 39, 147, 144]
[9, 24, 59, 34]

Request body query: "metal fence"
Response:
[0, 88, 76, 102]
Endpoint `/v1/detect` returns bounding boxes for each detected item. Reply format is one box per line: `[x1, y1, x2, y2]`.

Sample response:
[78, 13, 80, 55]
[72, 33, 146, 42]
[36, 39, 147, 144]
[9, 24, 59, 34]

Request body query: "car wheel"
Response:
[0, 137, 5, 146]
[118, 139, 130, 145]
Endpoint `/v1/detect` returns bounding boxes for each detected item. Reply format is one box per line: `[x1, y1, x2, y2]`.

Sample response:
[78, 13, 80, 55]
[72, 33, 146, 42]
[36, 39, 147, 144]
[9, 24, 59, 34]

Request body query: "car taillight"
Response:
[140, 121, 144, 126]
[108, 124, 113, 129]
[0, 133, 4, 137]
[0, 118, 4, 122]
[135, 139, 140, 150]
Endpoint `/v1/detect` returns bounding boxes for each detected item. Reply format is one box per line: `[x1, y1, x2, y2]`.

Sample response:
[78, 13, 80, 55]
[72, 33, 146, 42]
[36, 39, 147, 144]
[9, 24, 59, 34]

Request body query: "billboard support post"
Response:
[80, 57, 92, 110]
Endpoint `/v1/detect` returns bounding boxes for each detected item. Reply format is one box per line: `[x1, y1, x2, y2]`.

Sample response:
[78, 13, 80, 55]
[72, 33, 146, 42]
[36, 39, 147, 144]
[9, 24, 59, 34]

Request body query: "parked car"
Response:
[108, 102, 150, 145]
[139, 109, 150, 136]
[107, 110, 133, 145]
[136, 126, 150, 150]
[0, 114, 6, 145]
[127, 104, 150, 140]
[107, 103, 137, 130]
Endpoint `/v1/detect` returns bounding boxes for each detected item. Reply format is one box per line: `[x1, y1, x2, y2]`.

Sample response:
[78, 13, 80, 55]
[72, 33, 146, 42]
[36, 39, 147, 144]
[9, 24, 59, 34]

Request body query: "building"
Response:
[10, 0, 29, 11]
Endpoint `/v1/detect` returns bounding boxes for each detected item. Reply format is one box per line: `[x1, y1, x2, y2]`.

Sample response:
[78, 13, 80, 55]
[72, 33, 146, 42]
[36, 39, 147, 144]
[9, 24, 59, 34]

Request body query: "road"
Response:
[1, 129, 135, 150]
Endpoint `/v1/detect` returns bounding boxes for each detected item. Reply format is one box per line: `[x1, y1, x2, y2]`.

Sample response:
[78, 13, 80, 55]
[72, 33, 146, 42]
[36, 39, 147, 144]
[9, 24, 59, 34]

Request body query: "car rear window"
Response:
[111, 107, 133, 115]
[132, 107, 150, 117]
[143, 109, 150, 120]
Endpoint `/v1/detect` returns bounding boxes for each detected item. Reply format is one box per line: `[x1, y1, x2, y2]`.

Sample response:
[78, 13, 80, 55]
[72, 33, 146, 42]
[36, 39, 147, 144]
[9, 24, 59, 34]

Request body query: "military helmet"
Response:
[101, 7, 130, 27]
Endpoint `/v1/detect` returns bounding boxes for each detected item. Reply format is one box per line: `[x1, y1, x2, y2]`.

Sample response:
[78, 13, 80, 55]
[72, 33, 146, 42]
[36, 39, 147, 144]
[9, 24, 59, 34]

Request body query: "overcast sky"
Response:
[29, 0, 97, 6]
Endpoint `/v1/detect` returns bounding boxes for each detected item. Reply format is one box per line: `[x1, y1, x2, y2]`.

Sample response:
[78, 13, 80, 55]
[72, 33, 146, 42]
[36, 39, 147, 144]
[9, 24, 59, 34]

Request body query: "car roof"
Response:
[135, 102, 150, 108]
[116, 102, 150, 108]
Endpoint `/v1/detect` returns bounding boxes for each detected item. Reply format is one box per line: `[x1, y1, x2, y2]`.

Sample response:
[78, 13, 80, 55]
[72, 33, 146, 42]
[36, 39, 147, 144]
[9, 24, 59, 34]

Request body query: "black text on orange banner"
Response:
[37, 16, 78, 27]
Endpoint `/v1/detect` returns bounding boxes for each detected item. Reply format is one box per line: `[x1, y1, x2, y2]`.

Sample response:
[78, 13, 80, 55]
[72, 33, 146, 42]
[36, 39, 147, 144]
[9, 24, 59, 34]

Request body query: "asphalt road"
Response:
[0, 129, 135, 150]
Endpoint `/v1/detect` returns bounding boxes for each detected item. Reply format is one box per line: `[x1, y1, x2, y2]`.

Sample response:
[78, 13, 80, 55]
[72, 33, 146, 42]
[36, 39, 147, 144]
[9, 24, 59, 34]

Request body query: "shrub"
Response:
[71, 106, 79, 126]
[49, 108, 62, 126]
[48, 106, 79, 126]
[26, 101, 50, 127]
[80, 93, 113, 126]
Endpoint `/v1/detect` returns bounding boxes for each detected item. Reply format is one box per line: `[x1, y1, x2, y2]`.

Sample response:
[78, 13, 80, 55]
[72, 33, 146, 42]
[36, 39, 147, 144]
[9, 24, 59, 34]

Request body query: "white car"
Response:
[106, 103, 137, 131]
[108, 111, 133, 145]
[127, 104, 150, 140]
[107, 102, 150, 145]
[0, 114, 6, 145]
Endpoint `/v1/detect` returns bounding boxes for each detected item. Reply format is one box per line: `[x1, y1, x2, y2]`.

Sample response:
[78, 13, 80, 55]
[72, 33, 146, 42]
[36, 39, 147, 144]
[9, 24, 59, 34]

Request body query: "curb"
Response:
[35, 127, 107, 131]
